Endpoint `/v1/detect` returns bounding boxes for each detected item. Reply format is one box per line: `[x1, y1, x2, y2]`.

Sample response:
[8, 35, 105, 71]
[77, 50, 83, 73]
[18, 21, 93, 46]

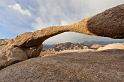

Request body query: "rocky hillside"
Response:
[44, 42, 88, 52]
[43, 42, 106, 52]
[0, 39, 9, 50]
[0, 39, 8, 46]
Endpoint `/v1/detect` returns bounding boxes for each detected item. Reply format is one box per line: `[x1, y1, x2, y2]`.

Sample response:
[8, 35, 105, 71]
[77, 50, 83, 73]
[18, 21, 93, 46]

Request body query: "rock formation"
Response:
[0, 44, 28, 69]
[0, 39, 8, 46]
[13, 26, 70, 47]
[97, 43, 124, 51]
[0, 4, 124, 70]
[87, 4, 124, 39]
[12, 4, 124, 48]
[0, 50, 123, 82]
[90, 44, 104, 49]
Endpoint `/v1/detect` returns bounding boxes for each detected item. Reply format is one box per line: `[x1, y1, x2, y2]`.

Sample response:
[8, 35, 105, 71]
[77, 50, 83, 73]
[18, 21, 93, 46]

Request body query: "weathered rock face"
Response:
[88, 4, 124, 38]
[13, 26, 71, 47]
[0, 45, 28, 69]
[0, 39, 8, 46]
[11, 4, 124, 48]
[0, 50, 123, 82]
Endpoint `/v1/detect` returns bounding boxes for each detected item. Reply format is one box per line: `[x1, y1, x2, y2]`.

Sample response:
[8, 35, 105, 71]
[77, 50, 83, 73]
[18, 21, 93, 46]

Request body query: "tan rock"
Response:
[0, 50, 123, 82]
[0, 45, 28, 69]
[90, 44, 104, 49]
[0, 39, 9, 46]
[13, 26, 71, 47]
[0, 45, 5, 50]
[97, 43, 124, 51]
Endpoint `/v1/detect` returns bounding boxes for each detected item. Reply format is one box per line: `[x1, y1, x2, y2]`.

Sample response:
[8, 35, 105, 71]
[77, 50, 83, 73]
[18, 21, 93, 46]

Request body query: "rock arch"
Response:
[12, 4, 124, 48]
[0, 4, 124, 68]
[12, 4, 124, 49]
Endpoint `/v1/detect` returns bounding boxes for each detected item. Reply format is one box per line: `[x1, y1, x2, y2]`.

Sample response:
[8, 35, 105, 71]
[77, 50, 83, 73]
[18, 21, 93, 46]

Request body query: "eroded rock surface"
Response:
[97, 43, 124, 51]
[90, 44, 104, 49]
[88, 4, 124, 38]
[0, 50, 124, 82]
[0, 45, 28, 69]
[13, 26, 71, 47]
[0, 38, 42, 69]
[0, 39, 9, 46]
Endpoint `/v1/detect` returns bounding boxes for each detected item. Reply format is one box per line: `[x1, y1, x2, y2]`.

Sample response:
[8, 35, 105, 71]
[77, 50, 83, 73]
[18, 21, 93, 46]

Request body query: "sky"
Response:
[0, 0, 124, 44]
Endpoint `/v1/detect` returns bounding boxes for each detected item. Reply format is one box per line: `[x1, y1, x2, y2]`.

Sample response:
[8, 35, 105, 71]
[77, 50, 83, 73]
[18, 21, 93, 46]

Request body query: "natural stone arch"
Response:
[0, 4, 123, 68]
[12, 4, 124, 48]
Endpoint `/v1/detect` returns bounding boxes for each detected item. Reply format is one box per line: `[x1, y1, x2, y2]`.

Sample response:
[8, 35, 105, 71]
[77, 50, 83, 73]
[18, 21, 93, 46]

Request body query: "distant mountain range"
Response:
[43, 40, 124, 50]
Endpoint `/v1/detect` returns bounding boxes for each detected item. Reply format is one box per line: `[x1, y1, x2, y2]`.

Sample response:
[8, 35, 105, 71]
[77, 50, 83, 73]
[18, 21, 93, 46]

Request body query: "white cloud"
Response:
[84, 0, 124, 16]
[8, 3, 31, 16]
[33, 0, 124, 31]
[33, 17, 50, 30]
[33, 17, 69, 30]
[60, 20, 68, 25]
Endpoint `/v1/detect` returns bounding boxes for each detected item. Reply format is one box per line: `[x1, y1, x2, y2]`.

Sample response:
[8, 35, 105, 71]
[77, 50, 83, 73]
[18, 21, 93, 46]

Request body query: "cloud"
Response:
[8, 3, 31, 16]
[84, 0, 124, 15]
[33, 0, 124, 30]
[0, 1, 34, 39]
[32, 0, 86, 30]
